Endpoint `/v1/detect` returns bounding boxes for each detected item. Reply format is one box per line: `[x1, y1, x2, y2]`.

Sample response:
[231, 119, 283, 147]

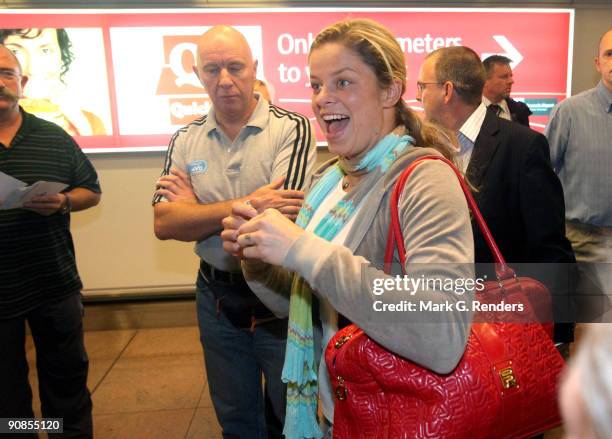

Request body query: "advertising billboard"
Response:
[0, 8, 574, 152]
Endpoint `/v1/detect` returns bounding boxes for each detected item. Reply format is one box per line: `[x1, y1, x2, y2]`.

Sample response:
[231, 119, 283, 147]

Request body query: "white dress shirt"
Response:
[482, 96, 511, 121]
[457, 102, 487, 173]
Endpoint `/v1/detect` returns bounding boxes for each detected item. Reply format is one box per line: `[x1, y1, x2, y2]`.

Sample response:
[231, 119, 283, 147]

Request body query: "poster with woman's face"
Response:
[2, 27, 112, 136]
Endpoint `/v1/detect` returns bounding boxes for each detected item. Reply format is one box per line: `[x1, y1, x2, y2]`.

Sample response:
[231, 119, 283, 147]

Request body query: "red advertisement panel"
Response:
[0, 8, 573, 152]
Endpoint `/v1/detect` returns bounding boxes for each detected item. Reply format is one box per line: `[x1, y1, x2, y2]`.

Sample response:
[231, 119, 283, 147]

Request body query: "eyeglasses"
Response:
[416, 81, 443, 92]
[0, 69, 21, 80]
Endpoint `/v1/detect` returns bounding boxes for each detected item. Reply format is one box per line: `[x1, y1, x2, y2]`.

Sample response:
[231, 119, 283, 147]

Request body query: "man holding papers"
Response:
[0, 45, 100, 437]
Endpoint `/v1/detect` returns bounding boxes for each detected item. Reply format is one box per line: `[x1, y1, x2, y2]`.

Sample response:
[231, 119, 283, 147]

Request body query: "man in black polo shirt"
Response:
[0, 45, 100, 437]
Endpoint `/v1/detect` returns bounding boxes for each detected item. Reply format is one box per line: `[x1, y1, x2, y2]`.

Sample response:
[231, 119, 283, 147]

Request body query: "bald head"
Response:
[598, 28, 612, 55]
[595, 28, 612, 92]
[193, 25, 258, 122]
[196, 26, 254, 70]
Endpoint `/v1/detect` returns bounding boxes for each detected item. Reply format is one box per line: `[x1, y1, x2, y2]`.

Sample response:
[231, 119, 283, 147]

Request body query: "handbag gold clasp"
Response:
[499, 365, 517, 389]
[334, 335, 351, 349]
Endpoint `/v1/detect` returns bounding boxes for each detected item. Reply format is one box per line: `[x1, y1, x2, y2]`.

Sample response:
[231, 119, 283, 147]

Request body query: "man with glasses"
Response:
[0, 45, 101, 437]
[417, 46, 576, 346]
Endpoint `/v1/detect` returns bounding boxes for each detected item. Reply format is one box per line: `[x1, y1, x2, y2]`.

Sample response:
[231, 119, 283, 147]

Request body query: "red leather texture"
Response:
[327, 156, 563, 439]
[326, 322, 564, 439]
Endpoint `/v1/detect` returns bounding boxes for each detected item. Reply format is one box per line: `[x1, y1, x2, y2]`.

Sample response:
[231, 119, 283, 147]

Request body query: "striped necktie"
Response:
[488, 104, 502, 116]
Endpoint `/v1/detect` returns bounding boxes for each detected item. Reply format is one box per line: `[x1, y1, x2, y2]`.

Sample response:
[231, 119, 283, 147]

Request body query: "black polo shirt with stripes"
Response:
[0, 109, 101, 319]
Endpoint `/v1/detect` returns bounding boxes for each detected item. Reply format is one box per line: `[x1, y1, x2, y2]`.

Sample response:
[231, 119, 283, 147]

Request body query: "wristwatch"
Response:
[60, 193, 72, 214]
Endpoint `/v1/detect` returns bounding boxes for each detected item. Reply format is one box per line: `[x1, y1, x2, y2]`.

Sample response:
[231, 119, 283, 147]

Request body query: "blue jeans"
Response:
[196, 273, 287, 439]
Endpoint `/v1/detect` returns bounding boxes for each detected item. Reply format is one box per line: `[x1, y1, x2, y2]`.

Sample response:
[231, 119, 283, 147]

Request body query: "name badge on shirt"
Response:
[187, 160, 208, 176]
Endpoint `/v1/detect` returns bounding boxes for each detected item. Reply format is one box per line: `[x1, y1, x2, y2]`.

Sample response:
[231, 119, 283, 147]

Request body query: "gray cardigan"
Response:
[243, 145, 474, 374]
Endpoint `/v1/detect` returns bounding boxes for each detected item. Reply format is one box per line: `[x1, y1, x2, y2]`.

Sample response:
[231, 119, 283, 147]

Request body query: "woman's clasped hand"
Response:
[221, 203, 304, 265]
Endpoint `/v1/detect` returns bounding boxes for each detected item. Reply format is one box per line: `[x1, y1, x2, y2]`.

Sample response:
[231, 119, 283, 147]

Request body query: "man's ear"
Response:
[443, 81, 455, 104]
[382, 78, 403, 108]
[17, 74, 29, 99]
[595, 56, 601, 74]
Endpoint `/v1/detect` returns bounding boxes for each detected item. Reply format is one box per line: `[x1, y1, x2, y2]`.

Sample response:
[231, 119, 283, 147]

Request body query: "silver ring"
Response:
[244, 234, 252, 243]
[245, 199, 252, 206]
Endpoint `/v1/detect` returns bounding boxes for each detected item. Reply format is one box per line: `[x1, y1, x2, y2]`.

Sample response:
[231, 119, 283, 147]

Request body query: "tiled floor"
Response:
[27, 326, 222, 439]
[23, 300, 572, 439]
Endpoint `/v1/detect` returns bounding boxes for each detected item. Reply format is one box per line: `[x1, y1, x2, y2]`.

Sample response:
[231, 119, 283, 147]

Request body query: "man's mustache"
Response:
[0, 90, 18, 101]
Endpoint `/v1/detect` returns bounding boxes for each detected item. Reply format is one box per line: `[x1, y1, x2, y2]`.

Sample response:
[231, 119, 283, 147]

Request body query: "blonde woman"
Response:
[222, 19, 474, 438]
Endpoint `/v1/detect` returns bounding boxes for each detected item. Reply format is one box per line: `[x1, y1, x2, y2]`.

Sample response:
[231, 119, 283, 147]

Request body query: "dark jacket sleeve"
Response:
[519, 133, 572, 263]
[519, 132, 576, 340]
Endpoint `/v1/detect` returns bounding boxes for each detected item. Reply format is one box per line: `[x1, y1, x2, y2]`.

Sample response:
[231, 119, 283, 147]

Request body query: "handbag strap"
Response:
[384, 155, 515, 280]
[382, 155, 538, 407]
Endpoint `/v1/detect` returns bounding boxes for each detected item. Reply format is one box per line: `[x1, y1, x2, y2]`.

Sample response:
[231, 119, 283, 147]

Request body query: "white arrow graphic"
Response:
[481, 36, 524, 69]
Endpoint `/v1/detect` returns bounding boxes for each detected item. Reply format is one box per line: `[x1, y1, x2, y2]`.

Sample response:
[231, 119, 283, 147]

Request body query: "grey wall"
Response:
[73, 153, 199, 297]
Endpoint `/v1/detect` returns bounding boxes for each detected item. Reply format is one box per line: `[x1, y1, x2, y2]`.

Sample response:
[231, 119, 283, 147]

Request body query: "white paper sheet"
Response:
[0, 171, 68, 210]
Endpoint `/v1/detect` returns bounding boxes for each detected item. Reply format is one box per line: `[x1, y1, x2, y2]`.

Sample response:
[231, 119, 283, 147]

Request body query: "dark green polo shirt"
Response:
[0, 109, 101, 319]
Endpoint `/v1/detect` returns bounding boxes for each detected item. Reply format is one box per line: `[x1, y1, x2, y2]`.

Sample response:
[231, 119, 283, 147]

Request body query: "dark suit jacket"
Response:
[505, 97, 532, 127]
[466, 111, 576, 341]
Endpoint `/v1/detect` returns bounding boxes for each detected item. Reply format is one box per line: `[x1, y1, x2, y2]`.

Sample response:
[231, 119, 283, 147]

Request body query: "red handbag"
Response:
[325, 156, 564, 439]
